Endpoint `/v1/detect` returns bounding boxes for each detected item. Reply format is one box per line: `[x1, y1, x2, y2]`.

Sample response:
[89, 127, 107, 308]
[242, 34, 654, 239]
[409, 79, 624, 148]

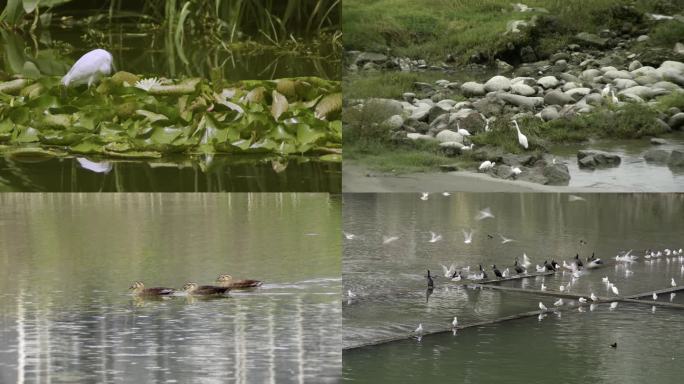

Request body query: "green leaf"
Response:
[22, 0, 40, 13]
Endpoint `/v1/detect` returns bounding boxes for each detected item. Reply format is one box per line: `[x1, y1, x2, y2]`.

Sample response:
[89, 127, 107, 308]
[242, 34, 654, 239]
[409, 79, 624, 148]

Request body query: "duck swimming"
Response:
[216, 274, 263, 289]
[183, 282, 231, 296]
[129, 281, 175, 296]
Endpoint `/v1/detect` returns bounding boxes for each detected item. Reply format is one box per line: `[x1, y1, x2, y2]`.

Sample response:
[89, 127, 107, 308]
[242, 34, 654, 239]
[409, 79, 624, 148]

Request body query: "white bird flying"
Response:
[61, 49, 114, 87]
[441, 264, 456, 278]
[382, 236, 399, 244]
[512, 119, 528, 149]
[478, 161, 495, 172]
[568, 195, 586, 202]
[463, 229, 474, 244]
[343, 232, 356, 240]
[452, 317, 458, 328]
[554, 298, 563, 306]
[539, 302, 547, 311]
[442, 192, 451, 196]
[499, 234, 515, 244]
[475, 207, 494, 220]
[429, 231, 443, 243]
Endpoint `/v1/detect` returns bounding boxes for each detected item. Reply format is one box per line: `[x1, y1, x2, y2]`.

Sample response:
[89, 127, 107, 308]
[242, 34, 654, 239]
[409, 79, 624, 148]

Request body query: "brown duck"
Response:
[216, 274, 263, 289]
[129, 281, 175, 296]
[183, 282, 231, 296]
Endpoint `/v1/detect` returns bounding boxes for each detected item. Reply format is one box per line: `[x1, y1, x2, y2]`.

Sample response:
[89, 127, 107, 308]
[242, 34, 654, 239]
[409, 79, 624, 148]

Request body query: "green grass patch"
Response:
[650, 20, 684, 47]
[345, 140, 454, 173]
[654, 92, 684, 112]
[344, 71, 471, 100]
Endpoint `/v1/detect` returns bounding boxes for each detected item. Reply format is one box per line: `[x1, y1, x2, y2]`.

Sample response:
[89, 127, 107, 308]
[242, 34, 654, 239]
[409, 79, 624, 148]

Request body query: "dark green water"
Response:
[0, 193, 341, 383]
[343, 193, 684, 383]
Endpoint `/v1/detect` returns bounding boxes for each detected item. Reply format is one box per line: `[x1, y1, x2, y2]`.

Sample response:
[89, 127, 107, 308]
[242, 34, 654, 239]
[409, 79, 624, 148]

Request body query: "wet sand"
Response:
[343, 162, 596, 193]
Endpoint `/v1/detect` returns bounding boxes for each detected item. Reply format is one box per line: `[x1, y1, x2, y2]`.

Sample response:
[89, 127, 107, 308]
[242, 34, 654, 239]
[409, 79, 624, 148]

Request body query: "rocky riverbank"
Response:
[344, 6, 684, 186]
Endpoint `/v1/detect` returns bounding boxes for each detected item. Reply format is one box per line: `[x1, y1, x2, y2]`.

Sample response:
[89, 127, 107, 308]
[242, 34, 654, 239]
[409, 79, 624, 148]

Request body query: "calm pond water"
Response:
[0, 156, 341, 192]
[0, 193, 341, 383]
[343, 193, 684, 383]
[0, 22, 341, 192]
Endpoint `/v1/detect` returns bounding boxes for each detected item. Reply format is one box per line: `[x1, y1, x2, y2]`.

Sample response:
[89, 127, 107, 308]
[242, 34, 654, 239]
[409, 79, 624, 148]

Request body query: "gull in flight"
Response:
[475, 207, 495, 221]
[441, 264, 456, 278]
[442, 192, 451, 196]
[343, 232, 356, 240]
[539, 302, 547, 311]
[429, 231, 443, 243]
[499, 234, 515, 244]
[554, 298, 563, 306]
[463, 229, 474, 244]
[383, 236, 399, 245]
[568, 195, 586, 202]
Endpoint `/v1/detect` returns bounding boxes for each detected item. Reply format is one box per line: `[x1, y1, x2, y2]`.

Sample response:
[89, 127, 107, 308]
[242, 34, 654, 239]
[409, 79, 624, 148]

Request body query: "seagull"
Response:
[568, 195, 586, 202]
[61, 49, 115, 87]
[540, 283, 547, 291]
[539, 302, 547, 311]
[478, 161, 495, 172]
[602, 276, 609, 284]
[415, 323, 423, 334]
[579, 297, 587, 304]
[591, 293, 598, 301]
[522, 253, 532, 268]
[554, 298, 563, 306]
[512, 167, 522, 175]
[442, 192, 451, 196]
[452, 317, 458, 328]
[347, 290, 357, 299]
[672, 278, 677, 287]
[429, 231, 443, 243]
[499, 234, 515, 244]
[420, 192, 429, 201]
[475, 207, 494, 220]
[512, 119, 529, 149]
[559, 284, 565, 292]
[535, 264, 545, 273]
[611, 284, 619, 296]
[653, 292, 658, 300]
[382, 236, 399, 244]
[610, 302, 618, 310]
[343, 232, 356, 240]
[463, 229, 474, 244]
[441, 264, 456, 278]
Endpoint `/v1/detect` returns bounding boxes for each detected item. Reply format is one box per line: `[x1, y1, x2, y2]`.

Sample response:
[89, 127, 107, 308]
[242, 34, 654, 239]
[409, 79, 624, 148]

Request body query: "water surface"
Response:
[0, 193, 341, 383]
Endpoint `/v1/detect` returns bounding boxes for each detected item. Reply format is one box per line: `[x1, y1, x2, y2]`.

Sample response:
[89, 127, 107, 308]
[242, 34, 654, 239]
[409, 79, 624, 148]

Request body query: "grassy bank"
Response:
[344, 0, 681, 63]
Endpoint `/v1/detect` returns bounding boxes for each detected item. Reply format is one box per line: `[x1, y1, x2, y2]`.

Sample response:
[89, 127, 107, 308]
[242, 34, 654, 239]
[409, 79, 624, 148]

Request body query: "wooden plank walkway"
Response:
[625, 285, 684, 299]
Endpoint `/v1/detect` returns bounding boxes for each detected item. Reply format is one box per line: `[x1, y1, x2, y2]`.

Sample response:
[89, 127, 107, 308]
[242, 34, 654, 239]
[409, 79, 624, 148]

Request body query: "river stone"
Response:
[493, 164, 515, 179]
[383, 115, 404, 131]
[669, 150, 684, 167]
[544, 90, 574, 106]
[435, 130, 464, 143]
[439, 141, 465, 156]
[565, 88, 591, 101]
[662, 71, 684, 87]
[428, 105, 450, 122]
[365, 98, 404, 120]
[402, 92, 416, 102]
[512, 77, 537, 87]
[473, 95, 505, 116]
[676, 43, 684, 55]
[543, 163, 571, 185]
[604, 70, 633, 80]
[650, 138, 667, 145]
[581, 69, 602, 82]
[644, 149, 670, 163]
[498, 93, 544, 110]
[577, 150, 621, 169]
[635, 75, 659, 85]
[669, 113, 684, 129]
[537, 76, 559, 89]
[461, 82, 486, 97]
[652, 81, 682, 92]
[636, 35, 650, 42]
[406, 133, 434, 141]
[454, 111, 486, 133]
[355, 52, 388, 65]
[613, 79, 638, 90]
[620, 86, 668, 100]
[484, 76, 511, 92]
[510, 83, 536, 96]
[540, 106, 560, 121]
[409, 105, 431, 122]
[561, 82, 579, 92]
[576, 32, 609, 47]
[628, 60, 643, 71]
[660, 61, 684, 73]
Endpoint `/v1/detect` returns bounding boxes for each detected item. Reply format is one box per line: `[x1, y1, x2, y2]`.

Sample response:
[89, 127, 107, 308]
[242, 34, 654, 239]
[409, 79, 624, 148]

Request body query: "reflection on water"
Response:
[0, 194, 341, 383]
[343, 193, 684, 382]
[0, 156, 341, 192]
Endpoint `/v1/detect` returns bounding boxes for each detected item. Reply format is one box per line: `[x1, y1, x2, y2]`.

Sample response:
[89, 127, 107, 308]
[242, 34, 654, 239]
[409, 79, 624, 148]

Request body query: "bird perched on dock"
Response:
[591, 293, 598, 302]
[610, 342, 617, 348]
[512, 119, 528, 149]
[539, 302, 547, 311]
[514, 259, 526, 274]
[61, 49, 114, 88]
[426, 270, 434, 289]
[672, 278, 677, 287]
[579, 297, 587, 304]
[415, 323, 424, 335]
[522, 253, 532, 268]
[536, 264, 545, 273]
[479, 265, 488, 280]
[492, 265, 503, 279]
[420, 192, 429, 201]
[653, 292, 658, 300]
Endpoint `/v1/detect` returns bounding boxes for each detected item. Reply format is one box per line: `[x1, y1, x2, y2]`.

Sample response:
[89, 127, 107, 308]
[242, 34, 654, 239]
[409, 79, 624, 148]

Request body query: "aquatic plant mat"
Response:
[343, 274, 684, 351]
[0, 75, 341, 162]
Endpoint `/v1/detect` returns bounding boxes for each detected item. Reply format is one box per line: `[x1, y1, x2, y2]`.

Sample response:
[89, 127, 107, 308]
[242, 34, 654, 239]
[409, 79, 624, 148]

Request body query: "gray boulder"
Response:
[383, 115, 404, 131]
[669, 113, 684, 129]
[576, 32, 609, 48]
[511, 83, 536, 96]
[537, 76, 559, 89]
[365, 98, 404, 120]
[355, 52, 388, 65]
[643, 149, 670, 163]
[540, 106, 560, 121]
[544, 90, 574, 106]
[577, 150, 621, 169]
[650, 138, 667, 145]
[461, 82, 486, 97]
[543, 163, 571, 185]
[435, 130, 464, 143]
[484, 76, 511, 92]
[498, 93, 544, 110]
[668, 150, 684, 167]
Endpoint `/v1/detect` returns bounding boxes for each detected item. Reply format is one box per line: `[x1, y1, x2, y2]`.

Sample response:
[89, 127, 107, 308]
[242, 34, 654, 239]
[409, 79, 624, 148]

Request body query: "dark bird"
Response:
[216, 274, 263, 289]
[492, 264, 503, 279]
[544, 260, 555, 271]
[183, 282, 231, 296]
[479, 264, 488, 280]
[487, 234, 494, 239]
[575, 254, 583, 268]
[610, 342, 617, 348]
[129, 281, 175, 296]
[427, 270, 434, 289]
[551, 260, 559, 270]
[514, 260, 525, 274]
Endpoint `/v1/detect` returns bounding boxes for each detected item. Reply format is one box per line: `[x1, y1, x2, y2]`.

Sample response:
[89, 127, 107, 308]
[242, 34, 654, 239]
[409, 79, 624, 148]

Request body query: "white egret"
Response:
[61, 49, 114, 87]
[512, 119, 528, 149]
[478, 161, 495, 172]
[611, 90, 619, 104]
[538, 302, 547, 311]
[456, 121, 471, 137]
[463, 229, 474, 244]
[429, 231, 443, 243]
[601, 84, 611, 98]
[461, 143, 474, 151]
[611, 284, 619, 296]
[452, 317, 458, 328]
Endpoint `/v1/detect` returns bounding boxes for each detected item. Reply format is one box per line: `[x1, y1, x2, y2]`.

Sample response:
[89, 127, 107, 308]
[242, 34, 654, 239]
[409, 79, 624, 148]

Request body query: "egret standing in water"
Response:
[512, 119, 528, 149]
[61, 49, 115, 88]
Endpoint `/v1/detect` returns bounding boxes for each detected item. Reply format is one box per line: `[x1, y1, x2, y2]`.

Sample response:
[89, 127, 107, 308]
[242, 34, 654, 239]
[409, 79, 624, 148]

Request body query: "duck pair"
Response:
[129, 274, 263, 297]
